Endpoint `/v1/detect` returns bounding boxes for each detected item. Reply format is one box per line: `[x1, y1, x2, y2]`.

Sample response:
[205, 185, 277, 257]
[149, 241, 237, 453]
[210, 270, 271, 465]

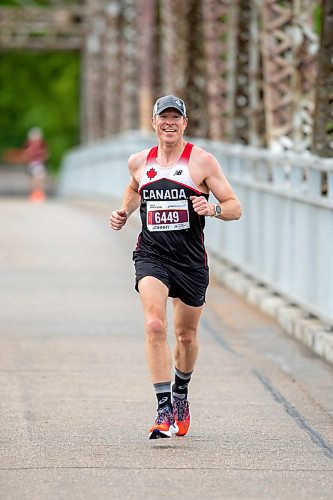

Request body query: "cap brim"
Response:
[155, 105, 185, 116]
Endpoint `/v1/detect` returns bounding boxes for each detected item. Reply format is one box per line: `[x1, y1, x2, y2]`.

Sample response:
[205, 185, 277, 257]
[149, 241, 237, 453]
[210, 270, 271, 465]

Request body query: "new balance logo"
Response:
[173, 170, 182, 176]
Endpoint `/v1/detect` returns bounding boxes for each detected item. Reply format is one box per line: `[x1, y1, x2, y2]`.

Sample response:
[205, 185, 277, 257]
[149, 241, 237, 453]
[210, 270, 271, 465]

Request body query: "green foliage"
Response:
[0, 51, 80, 172]
[314, 4, 322, 35]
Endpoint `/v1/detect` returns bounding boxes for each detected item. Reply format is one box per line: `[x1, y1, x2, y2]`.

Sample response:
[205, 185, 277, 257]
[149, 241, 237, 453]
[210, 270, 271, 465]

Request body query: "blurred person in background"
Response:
[22, 127, 48, 202]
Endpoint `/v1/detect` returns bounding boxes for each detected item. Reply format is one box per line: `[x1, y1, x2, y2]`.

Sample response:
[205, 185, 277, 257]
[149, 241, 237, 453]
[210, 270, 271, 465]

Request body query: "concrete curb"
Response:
[209, 257, 333, 367]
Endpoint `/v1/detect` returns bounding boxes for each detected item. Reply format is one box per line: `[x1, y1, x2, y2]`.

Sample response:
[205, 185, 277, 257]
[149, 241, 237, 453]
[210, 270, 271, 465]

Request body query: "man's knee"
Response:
[145, 317, 167, 345]
[175, 326, 197, 347]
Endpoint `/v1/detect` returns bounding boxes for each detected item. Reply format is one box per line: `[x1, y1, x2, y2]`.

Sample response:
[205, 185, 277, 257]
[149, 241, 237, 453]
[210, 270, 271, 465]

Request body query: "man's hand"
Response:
[110, 210, 128, 230]
[190, 196, 214, 217]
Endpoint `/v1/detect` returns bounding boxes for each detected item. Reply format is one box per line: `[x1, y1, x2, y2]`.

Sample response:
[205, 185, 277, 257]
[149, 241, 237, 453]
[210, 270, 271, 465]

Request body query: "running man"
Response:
[23, 127, 48, 202]
[110, 95, 242, 439]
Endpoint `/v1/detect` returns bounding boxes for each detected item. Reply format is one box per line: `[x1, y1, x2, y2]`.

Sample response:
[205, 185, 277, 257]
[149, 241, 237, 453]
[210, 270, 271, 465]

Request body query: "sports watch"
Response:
[212, 204, 222, 217]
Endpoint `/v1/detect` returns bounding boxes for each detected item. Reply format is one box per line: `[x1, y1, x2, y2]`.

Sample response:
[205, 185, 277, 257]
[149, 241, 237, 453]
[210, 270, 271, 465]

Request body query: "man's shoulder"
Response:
[128, 148, 151, 170]
[191, 144, 216, 165]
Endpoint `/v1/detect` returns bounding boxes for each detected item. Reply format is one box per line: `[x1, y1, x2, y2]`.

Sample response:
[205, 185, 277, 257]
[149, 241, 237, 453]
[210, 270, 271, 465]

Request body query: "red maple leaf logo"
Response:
[147, 167, 157, 180]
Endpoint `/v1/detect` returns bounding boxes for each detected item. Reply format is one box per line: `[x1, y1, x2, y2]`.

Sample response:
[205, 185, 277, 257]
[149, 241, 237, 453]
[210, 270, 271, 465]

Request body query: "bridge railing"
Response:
[59, 132, 333, 325]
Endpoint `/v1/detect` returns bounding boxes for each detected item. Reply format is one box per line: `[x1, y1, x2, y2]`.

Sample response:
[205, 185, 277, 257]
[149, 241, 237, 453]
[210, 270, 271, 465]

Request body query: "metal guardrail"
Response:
[59, 132, 333, 325]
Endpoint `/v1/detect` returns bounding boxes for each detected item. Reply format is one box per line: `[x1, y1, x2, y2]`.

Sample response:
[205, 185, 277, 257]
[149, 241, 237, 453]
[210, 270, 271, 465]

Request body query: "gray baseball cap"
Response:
[153, 95, 187, 117]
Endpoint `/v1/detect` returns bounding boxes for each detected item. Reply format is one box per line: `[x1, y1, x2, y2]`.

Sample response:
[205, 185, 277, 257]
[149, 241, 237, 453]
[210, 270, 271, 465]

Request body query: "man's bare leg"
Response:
[172, 298, 203, 436]
[138, 276, 178, 438]
[138, 276, 171, 383]
[173, 298, 203, 373]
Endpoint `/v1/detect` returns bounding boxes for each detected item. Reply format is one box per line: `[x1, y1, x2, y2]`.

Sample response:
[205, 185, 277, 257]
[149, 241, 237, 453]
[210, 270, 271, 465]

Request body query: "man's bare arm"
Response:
[191, 152, 242, 221]
[110, 177, 140, 230]
[121, 178, 141, 217]
[110, 152, 146, 231]
[206, 158, 242, 220]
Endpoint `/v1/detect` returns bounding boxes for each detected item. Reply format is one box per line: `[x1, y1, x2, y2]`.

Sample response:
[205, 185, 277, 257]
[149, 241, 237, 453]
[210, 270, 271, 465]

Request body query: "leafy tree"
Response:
[0, 1, 81, 171]
[0, 51, 80, 172]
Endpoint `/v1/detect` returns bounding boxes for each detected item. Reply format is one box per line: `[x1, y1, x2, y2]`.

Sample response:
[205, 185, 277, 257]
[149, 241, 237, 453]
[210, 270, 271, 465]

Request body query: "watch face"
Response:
[215, 205, 222, 215]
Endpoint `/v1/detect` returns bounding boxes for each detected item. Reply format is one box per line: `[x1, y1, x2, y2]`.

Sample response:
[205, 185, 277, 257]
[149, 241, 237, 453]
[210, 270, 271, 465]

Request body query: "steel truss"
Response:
[0, 5, 85, 50]
[0, 0, 331, 157]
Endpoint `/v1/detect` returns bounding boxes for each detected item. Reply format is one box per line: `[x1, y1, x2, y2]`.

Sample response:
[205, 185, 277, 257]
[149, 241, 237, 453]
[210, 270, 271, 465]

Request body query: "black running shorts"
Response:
[133, 254, 209, 307]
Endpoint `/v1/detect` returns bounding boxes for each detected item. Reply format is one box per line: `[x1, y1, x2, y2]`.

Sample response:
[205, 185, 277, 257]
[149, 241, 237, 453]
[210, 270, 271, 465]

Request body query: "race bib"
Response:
[147, 200, 190, 232]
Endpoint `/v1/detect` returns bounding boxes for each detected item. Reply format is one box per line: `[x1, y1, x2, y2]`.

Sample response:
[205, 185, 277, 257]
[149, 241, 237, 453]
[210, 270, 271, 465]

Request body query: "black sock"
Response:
[172, 367, 192, 400]
[153, 382, 172, 410]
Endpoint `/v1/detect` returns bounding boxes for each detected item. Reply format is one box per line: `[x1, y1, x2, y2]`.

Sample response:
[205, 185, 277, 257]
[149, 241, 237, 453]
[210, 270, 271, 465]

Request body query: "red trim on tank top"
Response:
[146, 146, 158, 163]
[146, 143, 194, 165]
[180, 142, 194, 161]
[135, 233, 142, 251]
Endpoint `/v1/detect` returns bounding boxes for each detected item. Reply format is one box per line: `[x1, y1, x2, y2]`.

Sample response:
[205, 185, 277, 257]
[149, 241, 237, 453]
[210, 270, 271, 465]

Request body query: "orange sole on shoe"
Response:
[175, 409, 191, 437]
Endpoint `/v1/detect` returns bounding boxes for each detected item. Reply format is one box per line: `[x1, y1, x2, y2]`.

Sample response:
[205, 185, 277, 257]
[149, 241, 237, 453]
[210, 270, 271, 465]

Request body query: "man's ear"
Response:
[151, 117, 157, 130]
[184, 117, 188, 129]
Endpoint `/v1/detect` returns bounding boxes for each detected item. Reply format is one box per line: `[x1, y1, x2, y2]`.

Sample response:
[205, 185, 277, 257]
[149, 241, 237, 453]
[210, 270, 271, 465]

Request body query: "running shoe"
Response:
[149, 405, 178, 439]
[173, 397, 191, 436]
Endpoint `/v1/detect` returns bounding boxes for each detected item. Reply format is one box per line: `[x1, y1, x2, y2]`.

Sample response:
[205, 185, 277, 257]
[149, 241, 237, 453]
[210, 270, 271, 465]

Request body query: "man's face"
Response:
[152, 108, 188, 143]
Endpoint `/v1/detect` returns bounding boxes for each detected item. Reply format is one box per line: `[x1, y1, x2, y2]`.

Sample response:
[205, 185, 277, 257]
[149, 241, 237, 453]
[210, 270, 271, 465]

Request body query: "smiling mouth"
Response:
[163, 129, 176, 132]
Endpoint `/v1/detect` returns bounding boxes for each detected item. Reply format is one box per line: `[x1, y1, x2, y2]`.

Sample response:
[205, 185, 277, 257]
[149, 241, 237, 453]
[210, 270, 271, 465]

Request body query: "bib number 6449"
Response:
[146, 199, 190, 231]
[152, 210, 179, 224]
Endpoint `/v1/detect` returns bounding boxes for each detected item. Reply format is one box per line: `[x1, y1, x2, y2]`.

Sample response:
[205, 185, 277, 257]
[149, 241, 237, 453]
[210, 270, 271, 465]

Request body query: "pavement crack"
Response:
[201, 316, 242, 357]
[253, 368, 333, 460]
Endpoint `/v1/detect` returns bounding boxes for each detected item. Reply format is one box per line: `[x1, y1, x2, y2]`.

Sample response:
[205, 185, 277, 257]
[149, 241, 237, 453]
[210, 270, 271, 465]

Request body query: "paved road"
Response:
[0, 165, 56, 200]
[0, 196, 332, 500]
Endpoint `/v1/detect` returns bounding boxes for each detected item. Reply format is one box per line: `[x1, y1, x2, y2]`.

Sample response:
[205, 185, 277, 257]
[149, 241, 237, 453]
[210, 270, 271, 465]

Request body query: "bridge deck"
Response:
[0, 188, 333, 499]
